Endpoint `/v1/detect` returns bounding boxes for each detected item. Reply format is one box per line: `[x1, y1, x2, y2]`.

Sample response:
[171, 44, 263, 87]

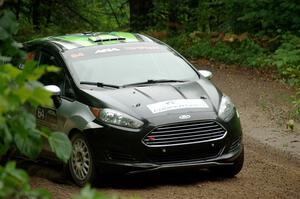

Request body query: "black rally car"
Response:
[24, 32, 243, 186]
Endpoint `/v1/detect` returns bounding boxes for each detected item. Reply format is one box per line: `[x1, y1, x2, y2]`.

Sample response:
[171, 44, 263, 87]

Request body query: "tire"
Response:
[212, 146, 244, 177]
[68, 133, 97, 186]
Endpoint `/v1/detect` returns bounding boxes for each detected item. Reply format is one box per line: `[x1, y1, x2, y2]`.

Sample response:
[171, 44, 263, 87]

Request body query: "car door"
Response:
[35, 48, 66, 132]
[36, 47, 80, 135]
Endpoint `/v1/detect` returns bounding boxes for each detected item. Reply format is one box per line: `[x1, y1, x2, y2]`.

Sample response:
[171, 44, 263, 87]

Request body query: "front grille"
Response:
[143, 120, 227, 147]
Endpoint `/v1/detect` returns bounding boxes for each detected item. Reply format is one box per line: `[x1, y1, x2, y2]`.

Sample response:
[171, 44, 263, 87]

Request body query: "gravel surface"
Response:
[30, 61, 300, 199]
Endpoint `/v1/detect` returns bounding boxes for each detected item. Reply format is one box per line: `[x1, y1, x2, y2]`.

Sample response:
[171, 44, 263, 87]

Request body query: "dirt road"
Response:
[30, 61, 300, 199]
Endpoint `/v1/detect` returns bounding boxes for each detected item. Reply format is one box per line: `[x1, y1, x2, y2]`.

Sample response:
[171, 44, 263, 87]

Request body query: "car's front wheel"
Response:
[68, 133, 96, 186]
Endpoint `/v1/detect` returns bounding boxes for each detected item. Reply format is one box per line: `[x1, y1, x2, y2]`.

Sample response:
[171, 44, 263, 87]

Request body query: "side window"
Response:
[63, 76, 76, 99]
[27, 51, 38, 62]
[17, 51, 40, 70]
[40, 51, 58, 66]
[39, 51, 64, 88]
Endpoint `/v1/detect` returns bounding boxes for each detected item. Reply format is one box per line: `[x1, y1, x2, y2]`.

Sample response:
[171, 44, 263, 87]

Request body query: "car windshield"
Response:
[66, 45, 199, 87]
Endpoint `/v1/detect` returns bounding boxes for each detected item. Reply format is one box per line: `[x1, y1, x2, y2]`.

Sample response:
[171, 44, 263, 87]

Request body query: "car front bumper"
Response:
[84, 112, 243, 175]
[96, 144, 243, 174]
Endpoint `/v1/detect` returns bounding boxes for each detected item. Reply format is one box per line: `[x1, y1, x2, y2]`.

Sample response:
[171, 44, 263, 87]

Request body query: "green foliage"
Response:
[48, 132, 72, 163]
[0, 10, 25, 64]
[0, 9, 72, 199]
[0, 9, 123, 199]
[166, 32, 300, 88]
[0, 161, 51, 199]
[73, 185, 140, 199]
[15, 0, 130, 41]
[0, 62, 71, 161]
[149, 0, 226, 33]
[165, 33, 265, 67]
[270, 34, 300, 86]
[0, 64, 62, 197]
[226, 0, 300, 35]
[291, 89, 300, 120]
[73, 185, 111, 199]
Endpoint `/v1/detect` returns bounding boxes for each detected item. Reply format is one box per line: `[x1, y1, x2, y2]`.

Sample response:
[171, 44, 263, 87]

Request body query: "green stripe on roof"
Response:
[110, 32, 139, 41]
[54, 35, 95, 46]
[51, 32, 139, 47]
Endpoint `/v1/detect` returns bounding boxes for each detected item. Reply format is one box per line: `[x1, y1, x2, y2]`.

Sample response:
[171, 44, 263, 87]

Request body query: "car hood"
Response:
[81, 79, 222, 121]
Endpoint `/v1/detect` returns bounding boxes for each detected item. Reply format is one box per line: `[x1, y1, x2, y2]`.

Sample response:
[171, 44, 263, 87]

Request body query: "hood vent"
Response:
[88, 35, 126, 42]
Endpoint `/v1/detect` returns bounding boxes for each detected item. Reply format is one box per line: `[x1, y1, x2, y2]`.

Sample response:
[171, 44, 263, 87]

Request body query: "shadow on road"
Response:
[99, 169, 236, 189]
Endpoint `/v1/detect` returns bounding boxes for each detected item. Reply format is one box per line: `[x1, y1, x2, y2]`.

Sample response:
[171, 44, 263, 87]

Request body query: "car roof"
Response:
[26, 32, 156, 51]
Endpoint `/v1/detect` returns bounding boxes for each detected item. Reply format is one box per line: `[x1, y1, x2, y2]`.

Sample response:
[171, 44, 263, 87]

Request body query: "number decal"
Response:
[36, 107, 45, 120]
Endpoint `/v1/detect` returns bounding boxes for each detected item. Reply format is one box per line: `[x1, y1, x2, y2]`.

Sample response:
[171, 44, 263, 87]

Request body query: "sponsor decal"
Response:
[95, 48, 120, 54]
[70, 52, 84, 58]
[147, 99, 209, 114]
[36, 106, 57, 123]
[148, 135, 156, 141]
[36, 107, 45, 120]
[179, 114, 191, 119]
[124, 46, 160, 50]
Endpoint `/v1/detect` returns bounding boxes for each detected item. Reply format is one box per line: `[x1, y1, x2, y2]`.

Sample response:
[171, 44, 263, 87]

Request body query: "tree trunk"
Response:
[15, 0, 21, 19]
[168, 0, 182, 34]
[45, 0, 52, 24]
[32, 0, 41, 31]
[129, 0, 153, 31]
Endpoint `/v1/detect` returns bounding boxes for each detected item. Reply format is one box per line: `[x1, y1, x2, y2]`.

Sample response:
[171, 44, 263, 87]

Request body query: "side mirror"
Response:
[44, 85, 61, 96]
[44, 85, 61, 108]
[198, 70, 213, 80]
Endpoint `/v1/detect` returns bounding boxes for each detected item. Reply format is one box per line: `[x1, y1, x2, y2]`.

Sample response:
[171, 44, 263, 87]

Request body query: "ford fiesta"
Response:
[24, 32, 243, 186]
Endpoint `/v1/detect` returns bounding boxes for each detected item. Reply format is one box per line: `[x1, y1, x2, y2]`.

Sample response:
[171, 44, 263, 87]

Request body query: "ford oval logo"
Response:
[179, 114, 191, 120]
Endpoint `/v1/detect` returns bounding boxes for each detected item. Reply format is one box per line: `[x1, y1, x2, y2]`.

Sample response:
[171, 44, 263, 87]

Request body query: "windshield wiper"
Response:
[122, 79, 186, 87]
[80, 81, 119, 89]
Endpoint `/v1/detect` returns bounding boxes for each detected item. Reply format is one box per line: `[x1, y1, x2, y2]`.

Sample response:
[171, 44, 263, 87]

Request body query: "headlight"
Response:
[98, 108, 144, 129]
[218, 95, 235, 122]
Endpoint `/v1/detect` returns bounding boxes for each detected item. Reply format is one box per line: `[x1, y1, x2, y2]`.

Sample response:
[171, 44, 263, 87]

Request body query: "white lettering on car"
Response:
[124, 46, 160, 50]
[95, 48, 120, 54]
[70, 52, 84, 58]
[147, 99, 209, 114]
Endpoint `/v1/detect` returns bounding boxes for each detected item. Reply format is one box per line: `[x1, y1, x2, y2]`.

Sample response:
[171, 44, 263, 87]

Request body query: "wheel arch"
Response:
[68, 128, 82, 139]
